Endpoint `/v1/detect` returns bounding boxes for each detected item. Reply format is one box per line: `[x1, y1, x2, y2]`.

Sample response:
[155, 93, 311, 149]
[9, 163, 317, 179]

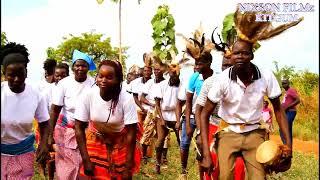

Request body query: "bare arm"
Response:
[48, 104, 62, 145]
[270, 97, 292, 148]
[185, 92, 194, 136]
[125, 123, 138, 174]
[200, 98, 217, 167]
[195, 104, 204, 130]
[175, 99, 185, 127]
[133, 93, 146, 113]
[75, 120, 90, 163]
[140, 93, 155, 107]
[155, 98, 165, 124]
[36, 121, 50, 165]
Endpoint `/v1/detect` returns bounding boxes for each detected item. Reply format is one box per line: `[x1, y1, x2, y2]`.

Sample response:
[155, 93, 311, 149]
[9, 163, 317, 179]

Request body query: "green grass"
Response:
[32, 133, 319, 180]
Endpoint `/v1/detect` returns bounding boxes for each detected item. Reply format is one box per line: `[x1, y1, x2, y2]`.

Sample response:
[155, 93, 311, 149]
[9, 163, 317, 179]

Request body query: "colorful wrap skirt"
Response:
[140, 111, 157, 146]
[79, 123, 142, 180]
[54, 115, 82, 180]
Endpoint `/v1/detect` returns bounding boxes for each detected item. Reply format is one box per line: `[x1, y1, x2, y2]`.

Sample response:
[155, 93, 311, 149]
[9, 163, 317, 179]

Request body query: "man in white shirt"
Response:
[200, 40, 292, 179]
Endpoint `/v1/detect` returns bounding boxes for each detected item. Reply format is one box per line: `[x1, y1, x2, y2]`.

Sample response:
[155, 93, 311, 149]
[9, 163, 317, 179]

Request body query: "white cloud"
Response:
[2, 0, 318, 83]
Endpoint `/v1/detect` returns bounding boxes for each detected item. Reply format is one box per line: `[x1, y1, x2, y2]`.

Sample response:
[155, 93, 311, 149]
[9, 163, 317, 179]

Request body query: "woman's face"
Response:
[96, 65, 118, 92]
[54, 68, 68, 84]
[73, 60, 89, 80]
[5, 63, 27, 93]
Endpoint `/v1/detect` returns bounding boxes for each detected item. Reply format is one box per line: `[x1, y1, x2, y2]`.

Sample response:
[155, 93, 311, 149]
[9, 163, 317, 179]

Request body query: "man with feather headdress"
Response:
[176, 24, 215, 179]
[194, 13, 247, 180]
[199, 8, 303, 179]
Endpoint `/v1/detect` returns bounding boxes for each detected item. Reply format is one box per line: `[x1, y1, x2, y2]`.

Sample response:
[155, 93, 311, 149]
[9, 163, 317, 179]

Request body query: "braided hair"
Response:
[98, 60, 123, 114]
[1, 42, 30, 74]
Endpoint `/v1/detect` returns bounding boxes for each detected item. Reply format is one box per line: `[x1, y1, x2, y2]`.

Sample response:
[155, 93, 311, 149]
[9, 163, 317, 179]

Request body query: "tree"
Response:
[46, 32, 128, 74]
[151, 5, 178, 65]
[1, 32, 8, 46]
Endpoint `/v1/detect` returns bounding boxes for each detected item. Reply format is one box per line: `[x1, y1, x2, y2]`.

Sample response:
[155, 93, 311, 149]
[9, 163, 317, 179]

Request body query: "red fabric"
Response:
[204, 124, 246, 180]
[282, 87, 299, 110]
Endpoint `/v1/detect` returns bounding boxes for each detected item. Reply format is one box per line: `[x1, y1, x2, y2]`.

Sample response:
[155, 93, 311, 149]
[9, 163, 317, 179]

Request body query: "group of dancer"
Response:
[1, 8, 303, 180]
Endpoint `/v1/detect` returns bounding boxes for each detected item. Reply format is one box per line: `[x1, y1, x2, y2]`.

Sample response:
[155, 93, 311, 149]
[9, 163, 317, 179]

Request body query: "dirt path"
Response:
[270, 135, 319, 156]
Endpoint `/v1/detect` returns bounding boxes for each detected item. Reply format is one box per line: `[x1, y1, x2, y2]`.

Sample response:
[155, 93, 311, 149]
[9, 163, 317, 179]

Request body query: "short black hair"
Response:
[197, 52, 212, 64]
[43, 59, 57, 75]
[1, 42, 30, 72]
[55, 62, 69, 76]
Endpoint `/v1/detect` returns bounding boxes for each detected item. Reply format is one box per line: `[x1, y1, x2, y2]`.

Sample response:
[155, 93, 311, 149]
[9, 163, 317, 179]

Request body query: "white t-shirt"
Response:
[154, 79, 181, 121]
[131, 77, 152, 98]
[207, 65, 281, 133]
[52, 75, 95, 122]
[195, 75, 221, 125]
[141, 79, 162, 111]
[122, 81, 132, 93]
[1, 82, 50, 144]
[74, 86, 138, 132]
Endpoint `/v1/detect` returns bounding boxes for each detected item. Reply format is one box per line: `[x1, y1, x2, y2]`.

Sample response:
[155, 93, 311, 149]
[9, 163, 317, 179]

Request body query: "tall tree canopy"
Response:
[46, 32, 128, 72]
[151, 5, 178, 65]
[1, 32, 8, 46]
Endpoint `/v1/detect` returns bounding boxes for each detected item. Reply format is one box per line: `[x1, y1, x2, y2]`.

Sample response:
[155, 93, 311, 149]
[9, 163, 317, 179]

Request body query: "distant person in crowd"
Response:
[182, 32, 214, 179]
[43, 59, 57, 83]
[46, 62, 70, 180]
[74, 60, 141, 179]
[281, 78, 300, 145]
[140, 58, 166, 165]
[131, 63, 153, 124]
[138, 67, 144, 78]
[49, 49, 95, 180]
[1, 42, 50, 179]
[262, 100, 274, 135]
[154, 62, 181, 174]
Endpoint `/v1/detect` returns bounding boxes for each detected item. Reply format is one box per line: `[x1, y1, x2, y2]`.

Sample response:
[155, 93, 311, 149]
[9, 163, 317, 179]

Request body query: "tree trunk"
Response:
[119, 0, 122, 63]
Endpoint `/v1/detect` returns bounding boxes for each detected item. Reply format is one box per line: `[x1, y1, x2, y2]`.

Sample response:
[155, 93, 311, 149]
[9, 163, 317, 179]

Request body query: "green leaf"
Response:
[222, 13, 235, 43]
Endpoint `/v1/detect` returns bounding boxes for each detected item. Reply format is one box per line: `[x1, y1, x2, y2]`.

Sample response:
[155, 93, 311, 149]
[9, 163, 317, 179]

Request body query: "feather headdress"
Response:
[128, 64, 140, 75]
[177, 23, 215, 61]
[234, 7, 303, 44]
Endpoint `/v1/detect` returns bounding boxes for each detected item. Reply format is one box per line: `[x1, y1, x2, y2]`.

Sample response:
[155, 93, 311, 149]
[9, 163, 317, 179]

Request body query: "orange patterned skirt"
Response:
[79, 126, 142, 180]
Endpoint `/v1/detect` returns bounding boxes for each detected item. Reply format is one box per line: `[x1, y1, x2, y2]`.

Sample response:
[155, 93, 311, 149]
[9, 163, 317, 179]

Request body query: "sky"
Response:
[2, 0, 319, 84]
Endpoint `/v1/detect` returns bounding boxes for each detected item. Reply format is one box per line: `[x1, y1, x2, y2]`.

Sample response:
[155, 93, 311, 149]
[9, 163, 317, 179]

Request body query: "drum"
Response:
[256, 140, 281, 166]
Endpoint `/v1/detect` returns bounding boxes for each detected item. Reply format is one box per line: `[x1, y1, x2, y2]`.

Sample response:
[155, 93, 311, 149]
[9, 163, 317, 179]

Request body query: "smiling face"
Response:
[54, 68, 68, 84]
[5, 63, 27, 93]
[231, 40, 254, 70]
[73, 60, 89, 81]
[96, 64, 119, 92]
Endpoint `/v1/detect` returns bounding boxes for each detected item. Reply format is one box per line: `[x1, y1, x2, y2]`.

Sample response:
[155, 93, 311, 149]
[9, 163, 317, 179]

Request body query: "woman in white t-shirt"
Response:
[74, 60, 141, 179]
[49, 49, 95, 180]
[154, 63, 181, 174]
[1, 42, 50, 180]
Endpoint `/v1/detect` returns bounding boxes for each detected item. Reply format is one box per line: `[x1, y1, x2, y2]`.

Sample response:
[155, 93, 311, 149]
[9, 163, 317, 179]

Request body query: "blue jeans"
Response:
[180, 117, 197, 151]
[280, 110, 297, 145]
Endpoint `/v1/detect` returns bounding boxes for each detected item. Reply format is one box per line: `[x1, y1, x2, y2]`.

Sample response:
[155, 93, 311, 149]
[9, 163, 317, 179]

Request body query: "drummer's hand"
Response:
[280, 144, 293, 158]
